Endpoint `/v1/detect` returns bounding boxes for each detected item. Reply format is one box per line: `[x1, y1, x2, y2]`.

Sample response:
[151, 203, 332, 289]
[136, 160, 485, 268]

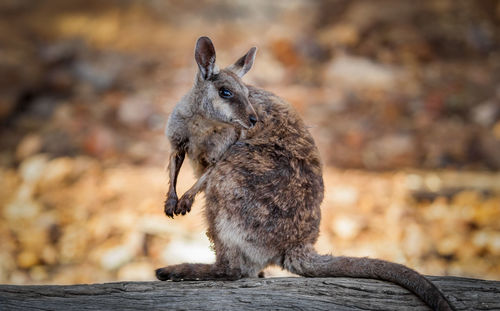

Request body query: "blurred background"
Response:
[1, 0, 500, 285]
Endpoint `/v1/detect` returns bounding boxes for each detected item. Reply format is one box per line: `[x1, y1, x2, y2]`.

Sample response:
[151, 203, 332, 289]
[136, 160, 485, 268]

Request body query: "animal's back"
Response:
[204, 86, 324, 262]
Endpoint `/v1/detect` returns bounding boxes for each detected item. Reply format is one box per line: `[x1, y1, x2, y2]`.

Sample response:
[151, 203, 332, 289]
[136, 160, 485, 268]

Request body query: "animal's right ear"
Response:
[195, 36, 217, 80]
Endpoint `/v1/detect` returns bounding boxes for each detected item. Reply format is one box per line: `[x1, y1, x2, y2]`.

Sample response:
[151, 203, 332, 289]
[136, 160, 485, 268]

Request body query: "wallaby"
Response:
[158, 36, 455, 311]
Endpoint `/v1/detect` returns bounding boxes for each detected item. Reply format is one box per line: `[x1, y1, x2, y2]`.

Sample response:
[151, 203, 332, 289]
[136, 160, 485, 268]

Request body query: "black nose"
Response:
[249, 115, 257, 127]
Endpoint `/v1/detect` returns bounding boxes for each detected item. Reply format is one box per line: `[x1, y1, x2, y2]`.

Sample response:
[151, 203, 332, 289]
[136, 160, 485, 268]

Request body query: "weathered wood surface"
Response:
[0, 276, 499, 310]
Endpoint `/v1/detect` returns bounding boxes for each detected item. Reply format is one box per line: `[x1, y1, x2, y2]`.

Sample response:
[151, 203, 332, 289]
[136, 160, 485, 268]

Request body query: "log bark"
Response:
[0, 276, 499, 310]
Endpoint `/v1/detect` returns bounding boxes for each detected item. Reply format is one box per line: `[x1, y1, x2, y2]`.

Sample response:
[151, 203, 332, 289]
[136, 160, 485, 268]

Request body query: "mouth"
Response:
[234, 119, 250, 129]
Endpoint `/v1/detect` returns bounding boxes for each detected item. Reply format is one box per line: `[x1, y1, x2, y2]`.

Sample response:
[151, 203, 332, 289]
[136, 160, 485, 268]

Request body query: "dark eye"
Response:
[219, 88, 233, 99]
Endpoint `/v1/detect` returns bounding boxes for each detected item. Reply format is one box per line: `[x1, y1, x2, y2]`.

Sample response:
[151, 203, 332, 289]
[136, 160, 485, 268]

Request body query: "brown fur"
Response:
[158, 37, 455, 311]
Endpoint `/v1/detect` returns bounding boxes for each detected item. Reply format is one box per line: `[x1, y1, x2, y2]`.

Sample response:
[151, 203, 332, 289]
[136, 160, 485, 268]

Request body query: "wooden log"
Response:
[0, 276, 499, 310]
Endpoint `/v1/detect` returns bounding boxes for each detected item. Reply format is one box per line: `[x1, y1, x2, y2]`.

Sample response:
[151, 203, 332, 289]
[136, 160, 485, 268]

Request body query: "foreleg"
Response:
[164, 150, 185, 218]
[173, 168, 210, 216]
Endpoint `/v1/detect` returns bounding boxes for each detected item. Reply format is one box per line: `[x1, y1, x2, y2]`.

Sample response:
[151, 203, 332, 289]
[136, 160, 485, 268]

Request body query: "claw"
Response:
[175, 195, 194, 216]
[156, 268, 167, 281]
[155, 268, 173, 281]
[164, 196, 178, 218]
[156, 267, 184, 281]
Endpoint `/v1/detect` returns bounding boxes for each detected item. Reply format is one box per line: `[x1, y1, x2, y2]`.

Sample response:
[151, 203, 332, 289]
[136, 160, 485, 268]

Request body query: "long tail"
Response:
[284, 245, 454, 311]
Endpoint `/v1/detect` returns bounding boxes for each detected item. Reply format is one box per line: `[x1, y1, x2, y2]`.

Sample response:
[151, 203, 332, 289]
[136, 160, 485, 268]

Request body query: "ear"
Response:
[228, 47, 257, 78]
[195, 36, 218, 80]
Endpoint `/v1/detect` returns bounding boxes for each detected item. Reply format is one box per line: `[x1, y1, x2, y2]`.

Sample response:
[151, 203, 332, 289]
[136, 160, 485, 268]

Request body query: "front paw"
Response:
[175, 194, 193, 216]
[164, 196, 178, 218]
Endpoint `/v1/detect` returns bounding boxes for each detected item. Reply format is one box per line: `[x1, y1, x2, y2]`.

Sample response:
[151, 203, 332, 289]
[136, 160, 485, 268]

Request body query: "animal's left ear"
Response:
[228, 47, 257, 78]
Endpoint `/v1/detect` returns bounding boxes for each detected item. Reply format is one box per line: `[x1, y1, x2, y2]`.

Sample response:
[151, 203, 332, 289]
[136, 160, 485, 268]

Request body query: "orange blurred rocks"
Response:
[17, 251, 39, 269]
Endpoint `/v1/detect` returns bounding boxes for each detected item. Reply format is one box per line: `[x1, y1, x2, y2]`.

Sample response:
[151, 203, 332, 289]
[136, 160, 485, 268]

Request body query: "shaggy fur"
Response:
[158, 37, 454, 311]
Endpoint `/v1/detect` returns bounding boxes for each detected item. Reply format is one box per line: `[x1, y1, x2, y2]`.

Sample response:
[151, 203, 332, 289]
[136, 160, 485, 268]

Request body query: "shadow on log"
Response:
[0, 276, 499, 310]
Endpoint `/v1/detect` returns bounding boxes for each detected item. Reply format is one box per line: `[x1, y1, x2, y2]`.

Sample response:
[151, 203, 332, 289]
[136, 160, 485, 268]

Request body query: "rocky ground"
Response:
[0, 0, 499, 284]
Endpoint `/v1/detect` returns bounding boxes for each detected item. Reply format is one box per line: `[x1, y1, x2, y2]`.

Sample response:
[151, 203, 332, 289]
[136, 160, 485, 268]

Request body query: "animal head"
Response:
[192, 36, 258, 129]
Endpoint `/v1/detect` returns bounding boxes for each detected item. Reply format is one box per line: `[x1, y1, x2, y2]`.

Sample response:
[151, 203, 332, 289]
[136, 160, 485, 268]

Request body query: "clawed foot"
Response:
[175, 194, 193, 215]
[164, 194, 194, 218]
[164, 195, 178, 218]
[156, 266, 186, 281]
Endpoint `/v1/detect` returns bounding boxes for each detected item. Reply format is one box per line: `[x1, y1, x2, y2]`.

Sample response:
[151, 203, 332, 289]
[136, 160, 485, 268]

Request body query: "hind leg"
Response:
[156, 235, 261, 281]
[156, 245, 243, 281]
[155, 263, 242, 281]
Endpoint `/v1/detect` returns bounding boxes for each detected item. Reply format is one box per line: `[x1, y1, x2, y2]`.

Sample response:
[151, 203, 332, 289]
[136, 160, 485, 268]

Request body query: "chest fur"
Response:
[186, 117, 239, 177]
